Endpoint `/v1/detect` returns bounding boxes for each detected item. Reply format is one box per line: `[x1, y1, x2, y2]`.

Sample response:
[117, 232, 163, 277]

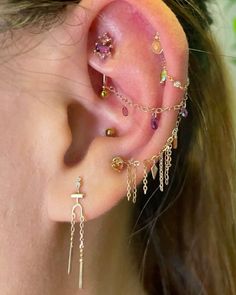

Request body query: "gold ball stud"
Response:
[105, 128, 117, 137]
[111, 156, 125, 172]
[101, 89, 109, 98]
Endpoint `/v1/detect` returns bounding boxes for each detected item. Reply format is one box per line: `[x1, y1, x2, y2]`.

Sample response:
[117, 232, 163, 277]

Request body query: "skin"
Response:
[0, 0, 188, 294]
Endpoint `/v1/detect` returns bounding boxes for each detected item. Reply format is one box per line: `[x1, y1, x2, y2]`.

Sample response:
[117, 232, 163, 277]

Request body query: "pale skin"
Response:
[0, 0, 189, 294]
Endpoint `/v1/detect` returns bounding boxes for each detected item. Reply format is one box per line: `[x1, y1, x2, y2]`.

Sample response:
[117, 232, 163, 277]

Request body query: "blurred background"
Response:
[211, 1, 236, 105]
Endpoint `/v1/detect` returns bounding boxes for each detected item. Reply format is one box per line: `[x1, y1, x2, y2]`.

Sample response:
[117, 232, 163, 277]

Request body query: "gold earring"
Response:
[67, 177, 86, 290]
[105, 128, 117, 137]
[101, 74, 110, 98]
[152, 32, 163, 55]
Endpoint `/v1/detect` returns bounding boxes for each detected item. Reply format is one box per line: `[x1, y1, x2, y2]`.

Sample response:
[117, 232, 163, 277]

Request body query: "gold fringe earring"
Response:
[67, 177, 86, 290]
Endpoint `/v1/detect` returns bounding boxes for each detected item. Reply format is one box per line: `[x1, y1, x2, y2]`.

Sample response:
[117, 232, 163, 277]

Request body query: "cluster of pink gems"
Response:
[94, 33, 113, 60]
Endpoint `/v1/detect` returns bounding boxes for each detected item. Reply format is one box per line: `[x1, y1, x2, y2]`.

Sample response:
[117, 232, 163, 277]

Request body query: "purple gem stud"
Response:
[94, 33, 113, 60]
[151, 114, 159, 130]
[180, 108, 188, 118]
[122, 106, 129, 117]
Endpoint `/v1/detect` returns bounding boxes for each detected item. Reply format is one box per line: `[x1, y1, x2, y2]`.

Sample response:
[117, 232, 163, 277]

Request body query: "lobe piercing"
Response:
[67, 177, 86, 289]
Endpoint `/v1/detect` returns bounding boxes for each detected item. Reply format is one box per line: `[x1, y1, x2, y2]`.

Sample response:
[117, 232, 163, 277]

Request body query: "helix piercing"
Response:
[152, 33, 163, 55]
[152, 32, 190, 90]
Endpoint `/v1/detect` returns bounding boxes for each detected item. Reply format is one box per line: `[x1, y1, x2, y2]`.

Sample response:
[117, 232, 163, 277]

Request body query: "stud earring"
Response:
[67, 177, 86, 290]
[94, 33, 113, 60]
[105, 128, 117, 137]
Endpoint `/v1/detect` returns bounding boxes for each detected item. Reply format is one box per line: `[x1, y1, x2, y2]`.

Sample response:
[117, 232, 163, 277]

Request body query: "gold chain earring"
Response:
[67, 177, 86, 290]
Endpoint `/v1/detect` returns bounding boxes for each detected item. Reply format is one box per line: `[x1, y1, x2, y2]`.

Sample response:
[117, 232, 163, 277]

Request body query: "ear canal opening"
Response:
[88, 65, 105, 99]
[64, 103, 98, 167]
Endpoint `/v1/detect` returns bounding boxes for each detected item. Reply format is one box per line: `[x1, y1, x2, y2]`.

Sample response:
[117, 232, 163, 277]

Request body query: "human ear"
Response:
[46, 0, 189, 222]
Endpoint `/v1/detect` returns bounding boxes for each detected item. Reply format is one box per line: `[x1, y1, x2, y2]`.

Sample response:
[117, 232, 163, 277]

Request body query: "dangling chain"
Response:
[111, 91, 188, 202]
[106, 85, 187, 116]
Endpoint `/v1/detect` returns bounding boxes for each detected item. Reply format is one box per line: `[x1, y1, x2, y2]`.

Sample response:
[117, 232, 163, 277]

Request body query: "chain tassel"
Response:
[143, 163, 148, 195]
[164, 145, 173, 186]
[132, 165, 138, 203]
[67, 177, 86, 290]
[159, 153, 164, 192]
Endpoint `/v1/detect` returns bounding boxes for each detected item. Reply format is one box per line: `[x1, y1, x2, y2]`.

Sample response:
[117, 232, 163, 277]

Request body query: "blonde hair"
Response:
[0, 0, 236, 294]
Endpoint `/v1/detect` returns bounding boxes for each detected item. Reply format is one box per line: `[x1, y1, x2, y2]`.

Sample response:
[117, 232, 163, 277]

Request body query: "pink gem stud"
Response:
[94, 33, 113, 60]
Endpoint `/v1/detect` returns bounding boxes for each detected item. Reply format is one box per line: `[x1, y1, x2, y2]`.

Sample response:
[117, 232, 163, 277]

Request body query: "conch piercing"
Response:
[67, 177, 86, 289]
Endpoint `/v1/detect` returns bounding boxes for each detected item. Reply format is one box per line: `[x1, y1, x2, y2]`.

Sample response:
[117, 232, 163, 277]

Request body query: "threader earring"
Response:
[67, 177, 86, 289]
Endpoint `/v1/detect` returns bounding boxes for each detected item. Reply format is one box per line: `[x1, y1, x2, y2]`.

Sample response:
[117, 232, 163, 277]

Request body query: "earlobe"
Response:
[46, 0, 189, 223]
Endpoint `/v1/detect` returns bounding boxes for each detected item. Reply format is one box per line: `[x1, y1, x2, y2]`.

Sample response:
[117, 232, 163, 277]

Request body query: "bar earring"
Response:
[67, 177, 86, 290]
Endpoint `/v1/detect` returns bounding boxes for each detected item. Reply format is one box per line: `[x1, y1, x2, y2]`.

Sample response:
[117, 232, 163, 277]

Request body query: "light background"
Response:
[210, 1, 236, 107]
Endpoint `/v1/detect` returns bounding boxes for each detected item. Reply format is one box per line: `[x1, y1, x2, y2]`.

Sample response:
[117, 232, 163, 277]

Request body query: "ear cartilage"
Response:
[94, 32, 113, 60]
